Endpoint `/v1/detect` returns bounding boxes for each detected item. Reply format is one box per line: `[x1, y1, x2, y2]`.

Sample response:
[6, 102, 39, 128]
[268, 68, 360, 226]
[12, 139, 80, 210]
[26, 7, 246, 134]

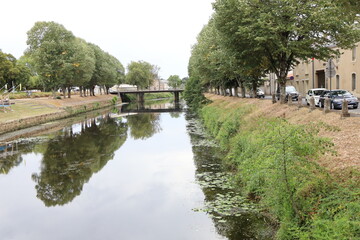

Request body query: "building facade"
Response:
[293, 45, 360, 97]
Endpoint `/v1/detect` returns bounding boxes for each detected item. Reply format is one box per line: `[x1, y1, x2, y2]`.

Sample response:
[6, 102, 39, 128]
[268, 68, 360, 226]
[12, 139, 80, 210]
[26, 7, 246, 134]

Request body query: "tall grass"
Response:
[200, 103, 360, 239]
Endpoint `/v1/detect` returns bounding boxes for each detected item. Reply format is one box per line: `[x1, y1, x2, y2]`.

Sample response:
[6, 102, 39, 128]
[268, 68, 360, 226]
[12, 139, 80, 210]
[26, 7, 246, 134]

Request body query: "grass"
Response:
[0, 103, 59, 123]
[199, 100, 360, 239]
[4, 91, 62, 99]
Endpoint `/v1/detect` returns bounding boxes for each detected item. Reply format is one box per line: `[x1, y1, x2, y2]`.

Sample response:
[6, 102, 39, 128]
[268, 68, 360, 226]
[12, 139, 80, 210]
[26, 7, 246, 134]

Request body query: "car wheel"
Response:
[354, 105, 358, 109]
[306, 99, 309, 106]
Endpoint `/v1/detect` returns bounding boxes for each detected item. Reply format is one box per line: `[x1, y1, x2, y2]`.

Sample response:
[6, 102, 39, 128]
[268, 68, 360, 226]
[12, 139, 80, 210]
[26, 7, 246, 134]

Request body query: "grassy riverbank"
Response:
[0, 95, 118, 134]
[200, 94, 360, 239]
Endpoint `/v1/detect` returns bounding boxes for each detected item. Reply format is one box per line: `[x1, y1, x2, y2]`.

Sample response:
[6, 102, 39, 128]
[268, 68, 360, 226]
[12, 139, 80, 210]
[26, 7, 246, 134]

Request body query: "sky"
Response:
[0, 0, 215, 79]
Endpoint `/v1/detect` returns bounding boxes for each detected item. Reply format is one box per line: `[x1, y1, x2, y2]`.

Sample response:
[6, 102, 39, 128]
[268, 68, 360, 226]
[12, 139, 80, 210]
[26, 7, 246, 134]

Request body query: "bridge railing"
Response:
[118, 87, 138, 92]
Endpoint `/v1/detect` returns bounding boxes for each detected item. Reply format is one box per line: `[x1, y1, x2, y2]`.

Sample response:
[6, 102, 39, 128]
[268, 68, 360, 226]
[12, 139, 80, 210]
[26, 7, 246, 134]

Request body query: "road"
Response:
[260, 95, 360, 115]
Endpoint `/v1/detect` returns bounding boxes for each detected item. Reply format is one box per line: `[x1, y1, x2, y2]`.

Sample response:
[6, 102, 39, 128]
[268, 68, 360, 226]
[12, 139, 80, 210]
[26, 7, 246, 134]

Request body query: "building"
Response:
[262, 71, 293, 95]
[293, 45, 359, 97]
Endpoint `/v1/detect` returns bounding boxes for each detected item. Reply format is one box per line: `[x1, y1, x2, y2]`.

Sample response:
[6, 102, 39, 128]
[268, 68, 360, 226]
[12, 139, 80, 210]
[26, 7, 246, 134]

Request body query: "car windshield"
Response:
[331, 90, 349, 96]
[286, 86, 296, 92]
[313, 90, 325, 95]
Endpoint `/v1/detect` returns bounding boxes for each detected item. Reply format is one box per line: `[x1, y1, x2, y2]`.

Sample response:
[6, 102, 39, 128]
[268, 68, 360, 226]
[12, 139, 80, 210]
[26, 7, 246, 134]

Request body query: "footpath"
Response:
[0, 95, 116, 135]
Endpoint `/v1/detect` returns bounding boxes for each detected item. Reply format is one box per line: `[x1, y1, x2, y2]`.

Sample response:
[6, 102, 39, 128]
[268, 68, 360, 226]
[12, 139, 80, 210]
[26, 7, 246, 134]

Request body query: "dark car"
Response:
[318, 90, 359, 109]
[276, 86, 299, 101]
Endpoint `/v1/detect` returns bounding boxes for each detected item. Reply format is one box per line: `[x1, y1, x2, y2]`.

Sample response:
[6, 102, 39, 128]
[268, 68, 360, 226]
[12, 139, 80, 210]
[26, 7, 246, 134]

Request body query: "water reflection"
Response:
[126, 114, 162, 140]
[0, 140, 41, 174]
[120, 101, 183, 113]
[121, 101, 183, 140]
[29, 116, 127, 207]
[1, 101, 273, 239]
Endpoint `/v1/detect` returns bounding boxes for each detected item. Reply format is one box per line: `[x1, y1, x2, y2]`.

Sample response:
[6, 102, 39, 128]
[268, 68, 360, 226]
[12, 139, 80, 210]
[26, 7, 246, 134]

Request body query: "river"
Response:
[0, 101, 274, 240]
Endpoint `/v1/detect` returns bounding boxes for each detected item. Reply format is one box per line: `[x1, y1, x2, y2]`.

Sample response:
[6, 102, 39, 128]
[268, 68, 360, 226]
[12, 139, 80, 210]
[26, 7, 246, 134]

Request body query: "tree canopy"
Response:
[0, 51, 31, 90]
[125, 60, 156, 90]
[24, 21, 125, 97]
[187, 0, 360, 103]
[167, 75, 182, 89]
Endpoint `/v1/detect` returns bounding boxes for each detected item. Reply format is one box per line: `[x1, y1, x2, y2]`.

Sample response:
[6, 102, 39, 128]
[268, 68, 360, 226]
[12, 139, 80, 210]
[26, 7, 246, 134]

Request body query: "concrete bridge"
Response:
[112, 89, 184, 103]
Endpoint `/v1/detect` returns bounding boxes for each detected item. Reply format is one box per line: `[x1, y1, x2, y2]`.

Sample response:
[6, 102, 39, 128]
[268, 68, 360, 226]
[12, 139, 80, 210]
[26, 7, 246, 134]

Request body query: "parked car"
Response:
[318, 90, 359, 109]
[256, 88, 265, 98]
[305, 88, 327, 106]
[276, 86, 299, 101]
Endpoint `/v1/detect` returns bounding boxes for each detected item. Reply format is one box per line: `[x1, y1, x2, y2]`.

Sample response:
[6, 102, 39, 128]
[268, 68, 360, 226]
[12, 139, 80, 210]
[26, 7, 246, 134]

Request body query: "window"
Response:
[352, 73, 356, 91]
[352, 47, 357, 61]
[336, 75, 340, 89]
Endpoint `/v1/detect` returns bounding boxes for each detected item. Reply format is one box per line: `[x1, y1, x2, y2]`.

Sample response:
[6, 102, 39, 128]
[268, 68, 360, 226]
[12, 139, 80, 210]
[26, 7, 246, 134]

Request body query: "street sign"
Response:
[325, 58, 336, 79]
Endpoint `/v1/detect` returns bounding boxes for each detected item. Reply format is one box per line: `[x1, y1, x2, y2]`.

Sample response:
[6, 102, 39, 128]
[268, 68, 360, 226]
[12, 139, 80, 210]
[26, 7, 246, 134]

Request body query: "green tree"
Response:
[213, 0, 360, 103]
[0, 51, 32, 91]
[125, 61, 154, 90]
[102, 54, 125, 94]
[183, 76, 208, 111]
[167, 75, 182, 89]
[87, 44, 124, 96]
[26, 21, 76, 95]
[59, 38, 97, 98]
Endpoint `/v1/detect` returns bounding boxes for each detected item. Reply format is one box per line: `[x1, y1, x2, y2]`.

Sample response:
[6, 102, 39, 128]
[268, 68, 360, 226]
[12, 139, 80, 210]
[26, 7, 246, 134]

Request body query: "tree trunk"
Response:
[91, 86, 96, 96]
[62, 87, 66, 99]
[252, 81, 257, 98]
[52, 88, 57, 99]
[278, 77, 287, 104]
[67, 87, 71, 98]
[240, 81, 246, 98]
[234, 87, 239, 97]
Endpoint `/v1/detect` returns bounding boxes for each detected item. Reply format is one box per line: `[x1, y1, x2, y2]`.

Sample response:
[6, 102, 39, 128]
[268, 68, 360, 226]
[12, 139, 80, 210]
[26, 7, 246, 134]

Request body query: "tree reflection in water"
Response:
[0, 140, 41, 175]
[32, 115, 127, 207]
[126, 113, 162, 140]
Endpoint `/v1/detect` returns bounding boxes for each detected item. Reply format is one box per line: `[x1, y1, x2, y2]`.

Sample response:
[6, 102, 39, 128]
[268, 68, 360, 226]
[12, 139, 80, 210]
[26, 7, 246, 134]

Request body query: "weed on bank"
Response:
[200, 102, 360, 239]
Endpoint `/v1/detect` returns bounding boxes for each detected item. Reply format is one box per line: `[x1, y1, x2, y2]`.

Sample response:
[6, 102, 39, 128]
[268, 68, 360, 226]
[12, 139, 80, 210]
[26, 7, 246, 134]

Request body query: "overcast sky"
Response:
[0, 0, 214, 79]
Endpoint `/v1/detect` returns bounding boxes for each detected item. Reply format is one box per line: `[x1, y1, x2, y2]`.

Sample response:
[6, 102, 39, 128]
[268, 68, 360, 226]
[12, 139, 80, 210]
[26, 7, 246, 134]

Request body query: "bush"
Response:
[183, 77, 209, 111]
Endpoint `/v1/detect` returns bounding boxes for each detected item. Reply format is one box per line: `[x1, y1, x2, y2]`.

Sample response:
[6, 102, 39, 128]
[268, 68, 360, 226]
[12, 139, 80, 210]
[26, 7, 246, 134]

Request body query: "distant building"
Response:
[150, 79, 169, 90]
[293, 44, 359, 97]
[262, 71, 293, 95]
[109, 84, 137, 93]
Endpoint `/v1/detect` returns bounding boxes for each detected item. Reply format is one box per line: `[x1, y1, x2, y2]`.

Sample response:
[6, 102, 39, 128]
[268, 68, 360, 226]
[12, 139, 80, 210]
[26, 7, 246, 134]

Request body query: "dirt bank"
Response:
[0, 95, 118, 135]
[205, 94, 360, 173]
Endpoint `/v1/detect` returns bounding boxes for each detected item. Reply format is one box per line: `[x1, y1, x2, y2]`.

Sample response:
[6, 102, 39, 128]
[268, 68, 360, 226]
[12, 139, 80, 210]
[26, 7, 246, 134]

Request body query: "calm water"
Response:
[0, 102, 273, 240]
